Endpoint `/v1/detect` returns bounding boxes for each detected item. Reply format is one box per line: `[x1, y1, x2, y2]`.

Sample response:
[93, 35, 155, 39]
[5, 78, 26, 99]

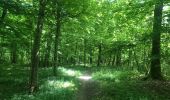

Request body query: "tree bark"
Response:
[11, 42, 17, 64]
[128, 48, 132, 67]
[133, 50, 139, 70]
[0, 7, 7, 24]
[112, 54, 116, 66]
[53, 3, 61, 76]
[107, 51, 112, 66]
[84, 38, 87, 67]
[30, 0, 46, 92]
[97, 43, 102, 67]
[149, 0, 163, 80]
[0, 7, 7, 62]
[44, 31, 52, 67]
[74, 42, 78, 65]
[89, 46, 93, 65]
[116, 48, 121, 66]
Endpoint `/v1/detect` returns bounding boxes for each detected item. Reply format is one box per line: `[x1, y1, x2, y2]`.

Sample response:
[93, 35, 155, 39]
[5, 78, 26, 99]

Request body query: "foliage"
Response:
[1, 0, 170, 99]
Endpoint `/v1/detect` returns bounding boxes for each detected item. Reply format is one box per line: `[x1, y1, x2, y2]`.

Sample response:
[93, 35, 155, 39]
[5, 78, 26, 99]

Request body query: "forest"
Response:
[0, 0, 170, 100]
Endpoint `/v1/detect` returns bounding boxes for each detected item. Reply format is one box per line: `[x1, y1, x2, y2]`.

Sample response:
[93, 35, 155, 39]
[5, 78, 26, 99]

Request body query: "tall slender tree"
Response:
[149, 0, 163, 80]
[30, 0, 47, 92]
[53, 1, 61, 76]
[97, 43, 102, 67]
[0, 7, 7, 24]
[44, 30, 53, 67]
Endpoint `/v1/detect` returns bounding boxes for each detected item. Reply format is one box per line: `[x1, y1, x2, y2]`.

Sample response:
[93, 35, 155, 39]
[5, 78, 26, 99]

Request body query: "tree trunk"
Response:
[128, 48, 132, 67]
[84, 38, 86, 67]
[107, 51, 112, 66]
[44, 31, 52, 67]
[30, 0, 46, 92]
[149, 0, 163, 80]
[0, 7, 7, 63]
[112, 54, 116, 66]
[0, 7, 7, 24]
[89, 46, 93, 65]
[53, 3, 61, 76]
[97, 43, 102, 67]
[74, 42, 78, 65]
[133, 50, 139, 70]
[11, 42, 17, 64]
[116, 48, 121, 66]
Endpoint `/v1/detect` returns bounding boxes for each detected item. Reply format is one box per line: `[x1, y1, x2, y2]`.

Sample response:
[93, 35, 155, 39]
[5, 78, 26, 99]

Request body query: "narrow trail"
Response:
[76, 71, 99, 100]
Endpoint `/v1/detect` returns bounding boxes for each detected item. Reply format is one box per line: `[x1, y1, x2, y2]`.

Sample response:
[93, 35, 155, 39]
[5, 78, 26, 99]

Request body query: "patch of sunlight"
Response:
[58, 67, 82, 77]
[6, 68, 12, 70]
[163, 5, 170, 11]
[78, 75, 92, 81]
[168, 43, 170, 48]
[65, 69, 76, 76]
[47, 80, 75, 89]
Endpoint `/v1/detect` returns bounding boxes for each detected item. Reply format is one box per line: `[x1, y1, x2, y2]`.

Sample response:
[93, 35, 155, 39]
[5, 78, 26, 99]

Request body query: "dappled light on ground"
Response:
[93, 70, 121, 80]
[78, 75, 92, 81]
[92, 69, 141, 82]
[2, 65, 170, 100]
[58, 67, 82, 77]
[11, 77, 78, 100]
[46, 80, 75, 88]
[90, 68, 170, 100]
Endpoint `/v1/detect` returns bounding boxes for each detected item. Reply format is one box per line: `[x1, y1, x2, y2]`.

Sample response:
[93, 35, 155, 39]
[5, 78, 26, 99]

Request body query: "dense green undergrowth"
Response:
[0, 64, 84, 100]
[92, 68, 170, 100]
[1, 64, 170, 100]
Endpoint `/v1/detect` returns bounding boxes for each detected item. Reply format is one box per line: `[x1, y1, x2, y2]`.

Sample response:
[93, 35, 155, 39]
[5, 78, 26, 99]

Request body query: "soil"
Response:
[76, 71, 99, 100]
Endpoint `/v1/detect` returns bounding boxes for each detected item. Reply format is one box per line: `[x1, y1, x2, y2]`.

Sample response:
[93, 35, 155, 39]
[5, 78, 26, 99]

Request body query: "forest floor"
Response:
[1, 64, 170, 100]
[76, 70, 99, 100]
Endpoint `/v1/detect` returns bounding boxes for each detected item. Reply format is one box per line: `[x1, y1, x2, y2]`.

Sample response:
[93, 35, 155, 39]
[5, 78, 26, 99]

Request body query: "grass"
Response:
[1, 65, 170, 100]
[0, 64, 29, 99]
[0, 64, 85, 100]
[91, 68, 170, 100]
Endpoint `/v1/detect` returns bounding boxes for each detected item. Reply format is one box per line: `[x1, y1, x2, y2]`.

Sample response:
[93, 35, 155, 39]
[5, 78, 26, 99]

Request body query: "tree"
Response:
[149, 0, 163, 80]
[0, 6, 7, 24]
[43, 30, 53, 67]
[53, 1, 61, 76]
[30, 0, 47, 92]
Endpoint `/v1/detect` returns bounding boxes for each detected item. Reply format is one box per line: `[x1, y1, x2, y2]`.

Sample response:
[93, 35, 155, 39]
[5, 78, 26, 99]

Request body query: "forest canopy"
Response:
[0, 0, 170, 100]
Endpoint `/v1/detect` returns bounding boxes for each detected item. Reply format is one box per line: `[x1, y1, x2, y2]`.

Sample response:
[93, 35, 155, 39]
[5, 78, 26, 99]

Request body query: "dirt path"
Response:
[76, 72, 99, 100]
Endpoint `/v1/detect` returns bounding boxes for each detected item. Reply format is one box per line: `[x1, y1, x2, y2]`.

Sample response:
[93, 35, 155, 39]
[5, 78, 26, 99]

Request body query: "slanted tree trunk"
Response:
[149, 0, 163, 80]
[30, 0, 46, 92]
[53, 3, 61, 76]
